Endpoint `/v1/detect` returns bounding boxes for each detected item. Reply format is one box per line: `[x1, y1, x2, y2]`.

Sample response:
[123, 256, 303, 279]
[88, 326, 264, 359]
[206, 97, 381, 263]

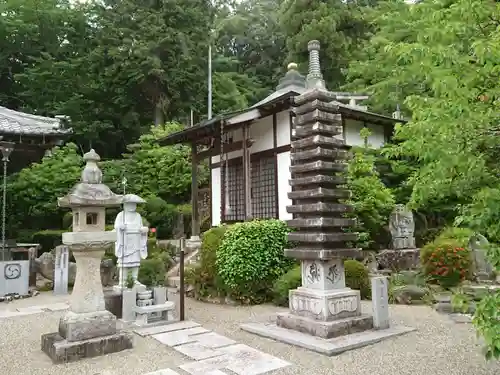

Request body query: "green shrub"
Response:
[32, 229, 66, 254]
[147, 239, 175, 270]
[421, 242, 471, 288]
[216, 219, 294, 304]
[272, 265, 301, 306]
[420, 227, 474, 283]
[138, 258, 166, 287]
[345, 260, 371, 299]
[200, 226, 227, 280]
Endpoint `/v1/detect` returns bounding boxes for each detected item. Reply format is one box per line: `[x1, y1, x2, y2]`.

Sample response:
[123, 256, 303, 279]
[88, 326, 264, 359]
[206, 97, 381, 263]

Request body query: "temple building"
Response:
[158, 41, 403, 238]
[0, 106, 70, 172]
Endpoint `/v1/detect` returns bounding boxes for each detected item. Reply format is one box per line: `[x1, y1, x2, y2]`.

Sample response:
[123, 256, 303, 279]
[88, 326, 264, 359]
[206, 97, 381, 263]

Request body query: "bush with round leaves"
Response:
[216, 219, 294, 304]
[344, 259, 371, 299]
[271, 265, 301, 306]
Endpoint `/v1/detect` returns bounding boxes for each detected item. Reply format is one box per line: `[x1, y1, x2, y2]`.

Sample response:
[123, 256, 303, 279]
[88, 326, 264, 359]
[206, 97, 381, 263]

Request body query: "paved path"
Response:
[0, 293, 499, 375]
[136, 321, 291, 375]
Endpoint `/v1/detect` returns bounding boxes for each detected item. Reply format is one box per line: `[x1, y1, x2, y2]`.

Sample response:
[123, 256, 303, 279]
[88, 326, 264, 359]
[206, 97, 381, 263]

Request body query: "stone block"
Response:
[104, 288, 122, 318]
[121, 288, 136, 322]
[41, 331, 133, 364]
[0, 260, 30, 297]
[276, 312, 373, 339]
[293, 123, 343, 139]
[286, 202, 353, 215]
[59, 310, 117, 342]
[371, 276, 390, 329]
[300, 259, 345, 290]
[288, 287, 361, 321]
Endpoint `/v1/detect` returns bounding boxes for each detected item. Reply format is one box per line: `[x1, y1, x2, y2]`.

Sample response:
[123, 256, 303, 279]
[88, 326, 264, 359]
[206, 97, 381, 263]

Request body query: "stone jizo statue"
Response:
[115, 194, 148, 288]
[389, 204, 416, 249]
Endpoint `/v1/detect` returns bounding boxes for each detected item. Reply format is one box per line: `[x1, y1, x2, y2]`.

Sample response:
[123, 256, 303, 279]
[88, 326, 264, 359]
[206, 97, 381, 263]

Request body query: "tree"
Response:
[123, 122, 209, 204]
[6, 0, 215, 158]
[346, 0, 500, 357]
[280, 0, 377, 90]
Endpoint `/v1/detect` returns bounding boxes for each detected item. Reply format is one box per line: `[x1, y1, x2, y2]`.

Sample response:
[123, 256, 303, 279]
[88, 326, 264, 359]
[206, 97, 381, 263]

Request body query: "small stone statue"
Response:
[389, 204, 416, 249]
[114, 194, 148, 288]
[468, 233, 495, 282]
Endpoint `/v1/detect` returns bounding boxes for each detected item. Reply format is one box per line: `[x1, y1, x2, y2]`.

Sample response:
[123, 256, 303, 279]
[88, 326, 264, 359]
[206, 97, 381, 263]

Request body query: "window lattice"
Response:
[221, 162, 245, 221]
[251, 156, 277, 219]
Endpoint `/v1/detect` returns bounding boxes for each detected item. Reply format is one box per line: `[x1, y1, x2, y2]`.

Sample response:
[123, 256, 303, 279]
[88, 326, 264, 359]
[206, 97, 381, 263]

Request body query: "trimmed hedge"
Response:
[184, 225, 228, 299]
[216, 219, 294, 304]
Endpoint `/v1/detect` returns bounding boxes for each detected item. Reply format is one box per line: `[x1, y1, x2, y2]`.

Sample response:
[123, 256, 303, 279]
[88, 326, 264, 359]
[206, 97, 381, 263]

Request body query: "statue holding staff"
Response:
[114, 194, 148, 288]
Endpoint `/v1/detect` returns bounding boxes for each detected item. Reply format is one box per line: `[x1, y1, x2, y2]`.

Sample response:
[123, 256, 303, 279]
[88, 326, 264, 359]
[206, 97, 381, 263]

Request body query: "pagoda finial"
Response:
[81, 149, 103, 184]
[306, 40, 326, 90]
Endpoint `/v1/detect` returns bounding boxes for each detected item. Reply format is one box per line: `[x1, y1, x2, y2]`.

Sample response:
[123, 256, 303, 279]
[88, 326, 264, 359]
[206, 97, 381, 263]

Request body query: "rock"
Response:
[5, 296, 13, 302]
[0, 297, 4, 302]
[13, 294, 20, 299]
[35, 251, 115, 286]
[100, 258, 116, 287]
[392, 284, 428, 304]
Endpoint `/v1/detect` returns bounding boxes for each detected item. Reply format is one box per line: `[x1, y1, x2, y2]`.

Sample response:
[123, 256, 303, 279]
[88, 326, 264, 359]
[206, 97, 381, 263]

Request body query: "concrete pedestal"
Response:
[41, 232, 133, 363]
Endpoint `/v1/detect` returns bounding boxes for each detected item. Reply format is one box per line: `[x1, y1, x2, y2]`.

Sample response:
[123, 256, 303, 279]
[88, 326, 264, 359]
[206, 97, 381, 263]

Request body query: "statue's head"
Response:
[122, 194, 145, 212]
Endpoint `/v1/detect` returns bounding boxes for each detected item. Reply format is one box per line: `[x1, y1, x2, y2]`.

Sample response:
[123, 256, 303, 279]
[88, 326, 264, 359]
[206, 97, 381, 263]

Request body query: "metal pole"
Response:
[2, 158, 7, 261]
[179, 237, 185, 321]
[208, 44, 212, 120]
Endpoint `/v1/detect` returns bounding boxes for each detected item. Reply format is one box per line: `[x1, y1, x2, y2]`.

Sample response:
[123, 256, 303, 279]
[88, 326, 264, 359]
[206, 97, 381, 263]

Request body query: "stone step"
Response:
[167, 248, 200, 278]
[168, 276, 180, 288]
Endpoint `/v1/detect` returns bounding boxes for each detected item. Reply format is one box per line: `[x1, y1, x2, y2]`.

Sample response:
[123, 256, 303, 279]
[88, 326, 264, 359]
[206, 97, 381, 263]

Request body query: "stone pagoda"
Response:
[41, 149, 132, 363]
[279, 40, 372, 338]
[241, 40, 414, 355]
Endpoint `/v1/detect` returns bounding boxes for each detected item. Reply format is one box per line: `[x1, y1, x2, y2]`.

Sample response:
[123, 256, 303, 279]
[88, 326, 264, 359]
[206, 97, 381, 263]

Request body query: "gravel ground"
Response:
[0, 293, 499, 375]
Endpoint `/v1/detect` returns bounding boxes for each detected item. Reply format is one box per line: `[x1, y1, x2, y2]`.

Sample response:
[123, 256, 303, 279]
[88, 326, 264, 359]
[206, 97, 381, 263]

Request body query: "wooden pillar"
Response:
[191, 143, 200, 237]
[242, 124, 252, 220]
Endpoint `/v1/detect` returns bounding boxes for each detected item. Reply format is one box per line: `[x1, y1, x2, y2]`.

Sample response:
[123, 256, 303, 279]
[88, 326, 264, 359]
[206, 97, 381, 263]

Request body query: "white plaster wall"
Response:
[277, 151, 292, 221]
[250, 115, 273, 153]
[211, 167, 221, 226]
[344, 119, 386, 148]
[276, 110, 291, 147]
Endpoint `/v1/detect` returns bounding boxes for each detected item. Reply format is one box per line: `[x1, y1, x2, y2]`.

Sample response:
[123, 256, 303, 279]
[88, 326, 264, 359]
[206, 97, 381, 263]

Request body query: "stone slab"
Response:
[41, 331, 133, 363]
[16, 306, 45, 314]
[135, 320, 201, 336]
[276, 311, 373, 339]
[191, 332, 237, 348]
[43, 303, 70, 311]
[173, 342, 225, 360]
[240, 322, 416, 356]
[152, 326, 209, 346]
[180, 343, 291, 375]
[0, 310, 38, 319]
[143, 370, 181, 375]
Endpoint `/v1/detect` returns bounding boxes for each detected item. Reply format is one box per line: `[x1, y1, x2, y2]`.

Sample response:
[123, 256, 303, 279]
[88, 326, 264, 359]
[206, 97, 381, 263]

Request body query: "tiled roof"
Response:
[0, 106, 71, 136]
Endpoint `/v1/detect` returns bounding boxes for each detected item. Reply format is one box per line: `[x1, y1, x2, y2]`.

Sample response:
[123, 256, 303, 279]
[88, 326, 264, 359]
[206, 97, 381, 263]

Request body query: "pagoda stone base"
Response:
[41, 331, 133, 363]
[279, 287, 373, 339]
[277, 312, 373, 339]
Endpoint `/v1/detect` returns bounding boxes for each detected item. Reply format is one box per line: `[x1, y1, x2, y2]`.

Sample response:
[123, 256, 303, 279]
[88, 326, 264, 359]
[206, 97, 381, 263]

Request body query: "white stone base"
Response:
[241, 322, 416, 356]
[289, 286, 361, 321]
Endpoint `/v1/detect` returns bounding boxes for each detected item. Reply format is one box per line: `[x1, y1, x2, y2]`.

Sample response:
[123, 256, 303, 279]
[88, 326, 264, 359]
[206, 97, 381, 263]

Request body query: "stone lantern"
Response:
[41, 149, 132, 363]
